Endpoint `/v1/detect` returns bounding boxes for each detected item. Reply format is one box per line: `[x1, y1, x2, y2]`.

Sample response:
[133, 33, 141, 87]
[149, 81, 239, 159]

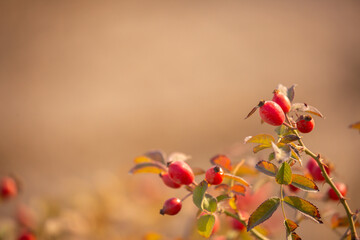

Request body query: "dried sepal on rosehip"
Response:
[1, 176, 18, 199]
[159, 172, 182, 189]
[328, 183, 347, 201]
[205, 166, 224, 185]
[160, 197, 182, 215]
[168, 161, 195, 185]
[272, 89, 291, 113]
[296, 115, 315, 133]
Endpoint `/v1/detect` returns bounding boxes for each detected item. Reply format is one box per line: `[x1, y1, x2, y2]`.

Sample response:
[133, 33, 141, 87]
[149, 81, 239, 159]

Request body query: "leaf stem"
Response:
[223, 211, 269, 240]
[293, 129, 359, 240]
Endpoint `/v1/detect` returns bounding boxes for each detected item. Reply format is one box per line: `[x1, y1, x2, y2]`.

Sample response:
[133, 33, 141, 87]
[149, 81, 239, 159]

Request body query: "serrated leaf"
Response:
[291, 174, 319, 192]
[287, 85, 297, 103]
[224, 173, 250, 187]
[193, 180, 209, 210]
[203, 194, 217, 213]
[210, 155, 232, 171]
[129, 162, 167, 174]
[245, 134, 275, 145]
[284, 219, 298, 232]
[280, 135, 300, 144]
[247, 197, 280, 231]
[291, 103, 324, 118]
[256, 160, 278, 177]
[283, 196, 322, 223]
[271, 142, 291, 162]
[231, 184, 246, 195]
[216, 194, 231, 202]
[290, 232, 301, 240]
[197, 214, 215, 238]
[144, 150, 166, 164]
[276, 162, 292, 185]
[167, 152, 191, 163]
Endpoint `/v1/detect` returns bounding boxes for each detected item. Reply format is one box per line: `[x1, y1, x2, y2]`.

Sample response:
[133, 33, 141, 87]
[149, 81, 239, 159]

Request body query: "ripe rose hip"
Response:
[272, 90, 291, 113]
[1, 177, 18, 199]
[160, 197, 182, 215]
[306, 158, 330, 182]
[205, 166, 224, 185]
[259, 101, 285, 126]
[159, 172, 182, 189]
[168, 161, 194, 185]
[288, 184, 300, 193]
[18, 232, 36, 240]
[296, 115, 315, 133]
[328, 183, 347, 201]
[231, 217, 246, 231]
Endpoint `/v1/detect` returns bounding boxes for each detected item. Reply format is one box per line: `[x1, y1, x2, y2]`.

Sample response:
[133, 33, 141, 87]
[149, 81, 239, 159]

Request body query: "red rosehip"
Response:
[328, 183, 347, 201]
[296, 115, 315, 133]
[306, 158, 330, 182]
[160, 172, 182, 189]
[1, 177, 18, 199]
[288, 184, 300, 193]
[259, 101, 285, 126]
[168, 161, 194, 185]
[231, 217, 246, 231]
[205, 166, 224, 185]
[160, 197, 182, 215]
[18, 232, 36, 240]
[272, 90, 291, 113]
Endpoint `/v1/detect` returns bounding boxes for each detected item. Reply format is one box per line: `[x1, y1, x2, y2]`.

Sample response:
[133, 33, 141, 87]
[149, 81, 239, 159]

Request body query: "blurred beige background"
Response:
[0, 1, 359, 239]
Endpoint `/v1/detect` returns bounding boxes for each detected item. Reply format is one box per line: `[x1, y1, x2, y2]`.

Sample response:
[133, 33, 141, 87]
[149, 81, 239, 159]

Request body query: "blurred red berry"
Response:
[18, 233, 36, 240]
[328, 183, 347, 201]
[1, 177, 18, 199]
[306, 158, 330, 182]
[296, 115, 315, 133]
[231, 217, 246, 231]
[160, 172, 182, 189]
[259, 101, 285, 126]
[168, 161, 194, 185]
[205, 166, 224, 185]
[272, 90, 291, 113]
[288, 184, 300, 193]
[160, 197, 182, 215]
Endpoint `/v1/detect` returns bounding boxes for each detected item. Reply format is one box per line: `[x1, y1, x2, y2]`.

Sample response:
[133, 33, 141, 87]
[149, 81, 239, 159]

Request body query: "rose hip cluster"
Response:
[159, 160, 224, 216]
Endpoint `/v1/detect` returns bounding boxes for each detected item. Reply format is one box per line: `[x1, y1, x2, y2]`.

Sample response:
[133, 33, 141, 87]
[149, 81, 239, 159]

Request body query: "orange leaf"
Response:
[210, 155, 232, 171]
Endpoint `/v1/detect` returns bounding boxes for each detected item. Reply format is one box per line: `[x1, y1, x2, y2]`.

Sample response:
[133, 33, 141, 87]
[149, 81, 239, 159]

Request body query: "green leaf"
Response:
[255, 160, 278, 177]
[284, 219, 298, 232]
[245, 134, 275, 153]
[216, 194, 231, 202]
[275, 124, 289, 137]
[268, 152, 275, 161]
[271, 142, 291, 162]
[193, 180, 209, 210]
[203, 194, 217, 213]
[280, 135, 300, 144]
[247, 197, 280, 231]
[197, 214, 215, 238]
[291, 174, 319, 192]
[128, 162, 167, 174]
[276, 162, 292, 185]
[283, 196, 322, 223]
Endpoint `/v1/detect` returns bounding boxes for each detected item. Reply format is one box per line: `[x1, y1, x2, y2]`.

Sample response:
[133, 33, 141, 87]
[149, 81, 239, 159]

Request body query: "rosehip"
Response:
[288, 184, 300, 193]
[259, 101, 285, 126]
[205, 166, 224, 185]
[328, 183, 347, 201]
[306, 158, 330, 182]
[272, 90, 291, 113]
[159, 172, 182, 189]
[231, 217, 246, 231]
[296, 115, 315, 133]
[168, 161, 194, 185]
[18, 232, 36, 240]
[160, 197, 182, 215]
[1, 177, 18, 199]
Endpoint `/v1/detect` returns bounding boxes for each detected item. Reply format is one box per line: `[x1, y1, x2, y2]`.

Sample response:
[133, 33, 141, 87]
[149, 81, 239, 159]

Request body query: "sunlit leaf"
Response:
[283, 196, 322, 223]
[331, 213, 360, 228]
[284, 219, 298, 232]
[216, 194, 231, 202]
[245, 134, 275, 145]
[197, 214, 215, 238]
[247, 197, 280, 231]
[224, 173, 250, 187]
[349, 121, 360, 132]
[275, 124, 290, 137]
[129, 162, 167, 174]
[272, 142, 291, 162]
[256, 160, 278, 177]
[143, 232, 162, 240]
[234, 164, 259, 176]
[253, 144, 272, 153]
[231, 184, 246, 195]
[287, 85, 297, 103]
[134, 156, 153, 164]
[167, 152, 191, 163]
[210, 155, 232, 171]
[290, 232, 301, 240]
[280, 135, 300, 144]
[291, 103, 324, 118]
[203, 194, 217, 213]
[291, 174, 319, 192]
[144, 150, 166, 164]
[276, 162, 292, 185]
[193, 180, 209, 210]
[229, 196, 237, 210]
